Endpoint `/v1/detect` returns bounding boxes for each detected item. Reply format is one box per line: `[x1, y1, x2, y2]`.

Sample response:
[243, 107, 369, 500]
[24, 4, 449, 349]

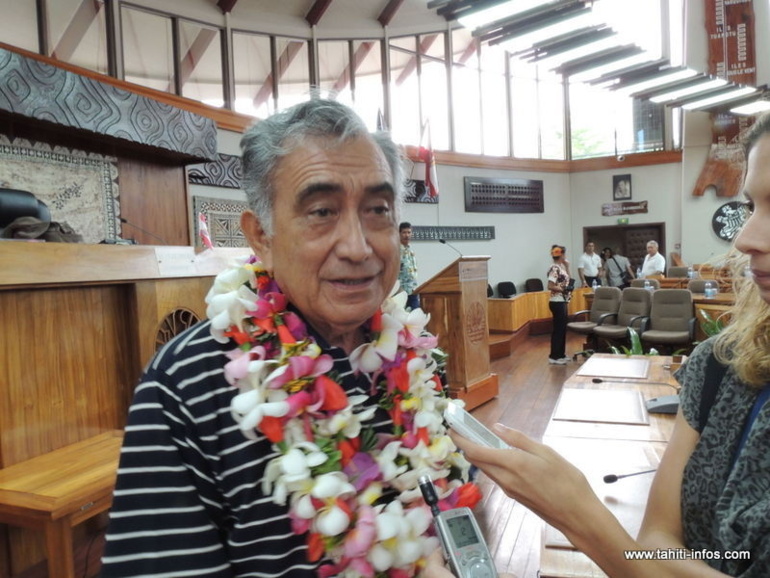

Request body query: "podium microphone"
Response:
[439, 238, 463, 258]
[119, 217, 168, 245]
[603, 469, 656, 484]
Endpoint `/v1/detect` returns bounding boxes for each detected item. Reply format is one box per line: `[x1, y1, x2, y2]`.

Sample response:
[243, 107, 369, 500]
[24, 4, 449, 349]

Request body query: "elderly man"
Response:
[639, 240, 666, 277]
[101, 100, 476, 576]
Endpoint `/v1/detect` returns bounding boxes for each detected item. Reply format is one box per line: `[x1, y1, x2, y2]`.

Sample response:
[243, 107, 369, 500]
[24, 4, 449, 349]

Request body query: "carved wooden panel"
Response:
[0, 47, 217, 162]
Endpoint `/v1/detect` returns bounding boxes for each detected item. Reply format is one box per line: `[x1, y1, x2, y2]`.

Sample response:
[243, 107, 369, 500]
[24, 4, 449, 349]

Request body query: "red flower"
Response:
[277, 323, 296, 345]
[455, 482, 482, 509]
[259, 416, 284, 443]
[338, 438, 361, 467]
[370, 309, 383, 333]
[307, 532, 325, 562]
[316, 375, 349, 411]
[224, 326, 251, 345]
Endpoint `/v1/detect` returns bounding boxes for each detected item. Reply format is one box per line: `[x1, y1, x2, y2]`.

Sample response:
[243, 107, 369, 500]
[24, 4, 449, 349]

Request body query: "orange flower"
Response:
[259, 416, 284, 443]
[370, 308, 383, 333]
[224, 327, 251, 345]
[338, 438, 360, 467]
[277, 323, 296, 345]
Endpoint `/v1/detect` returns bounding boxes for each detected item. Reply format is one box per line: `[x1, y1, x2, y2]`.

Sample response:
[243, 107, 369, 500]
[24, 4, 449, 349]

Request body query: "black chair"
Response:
[0, 188, 51, 231]
[524, 278, 544, 292]
[487, 284, 494, 297]
[497, 281, 516, 298]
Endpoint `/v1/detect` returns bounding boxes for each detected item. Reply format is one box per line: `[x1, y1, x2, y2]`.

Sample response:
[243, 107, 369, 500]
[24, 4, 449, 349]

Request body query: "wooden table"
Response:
[0, 431, 123, 578]
[538, 355, 678, 578]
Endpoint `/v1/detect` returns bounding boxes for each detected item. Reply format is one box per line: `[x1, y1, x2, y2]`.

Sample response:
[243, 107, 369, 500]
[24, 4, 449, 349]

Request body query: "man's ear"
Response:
[240, 210, 274, 272]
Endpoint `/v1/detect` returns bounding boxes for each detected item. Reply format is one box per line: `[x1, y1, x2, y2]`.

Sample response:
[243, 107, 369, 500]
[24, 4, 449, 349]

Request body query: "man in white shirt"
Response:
[577, 241, 603, 287]
[640, 240, 666, 277]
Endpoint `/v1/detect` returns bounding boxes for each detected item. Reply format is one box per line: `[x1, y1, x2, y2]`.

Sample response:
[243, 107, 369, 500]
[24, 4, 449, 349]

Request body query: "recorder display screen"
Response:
[446, 515, 479, 548]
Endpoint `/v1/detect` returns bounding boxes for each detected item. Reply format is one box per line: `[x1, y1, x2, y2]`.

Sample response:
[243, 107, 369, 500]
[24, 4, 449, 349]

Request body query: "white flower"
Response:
[376, 441, 408, 481]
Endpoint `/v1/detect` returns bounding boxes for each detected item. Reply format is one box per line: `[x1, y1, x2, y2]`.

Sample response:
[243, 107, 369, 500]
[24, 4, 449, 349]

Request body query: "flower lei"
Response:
[205, 255, 481, 577]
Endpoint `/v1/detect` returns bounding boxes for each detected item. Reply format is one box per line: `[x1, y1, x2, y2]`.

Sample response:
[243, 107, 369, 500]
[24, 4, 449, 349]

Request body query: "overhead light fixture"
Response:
[553, 45, 643, 76]
[458, 0, 551, 30]
[682, 85, 758, 110]
[569, 53, 656, 83]
[649, 78, 728, 103]
[731, 97, 770, 115]
[494, 10, 598, 52]
[532, 35, 623, 68]
[615, 68, 698, 95]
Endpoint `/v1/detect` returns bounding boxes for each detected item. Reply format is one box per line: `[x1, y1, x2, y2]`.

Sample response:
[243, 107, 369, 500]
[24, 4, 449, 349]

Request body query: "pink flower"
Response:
[343, 505, 377, 559]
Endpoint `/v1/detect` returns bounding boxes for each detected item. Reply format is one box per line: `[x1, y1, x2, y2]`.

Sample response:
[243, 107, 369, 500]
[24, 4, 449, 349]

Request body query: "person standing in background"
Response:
[399, 221, 420, 310]
[640, 240, 666, 277]
[547, 245, 572, 365]
[577, 241, 603, 287]
[602, 246, 634, 288]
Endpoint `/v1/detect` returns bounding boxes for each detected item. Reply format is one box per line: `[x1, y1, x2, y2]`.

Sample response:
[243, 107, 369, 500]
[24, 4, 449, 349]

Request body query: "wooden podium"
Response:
[416, 256, 499, 409]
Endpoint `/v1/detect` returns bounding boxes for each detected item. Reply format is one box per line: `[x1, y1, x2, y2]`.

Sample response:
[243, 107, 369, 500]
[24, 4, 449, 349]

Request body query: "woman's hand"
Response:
[449, 425, 596, 535]
[421, 547, 517, 578]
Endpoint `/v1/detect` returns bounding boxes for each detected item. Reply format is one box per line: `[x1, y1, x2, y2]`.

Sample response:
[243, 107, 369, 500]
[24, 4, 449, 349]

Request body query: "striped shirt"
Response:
[102, 319, 393, 577]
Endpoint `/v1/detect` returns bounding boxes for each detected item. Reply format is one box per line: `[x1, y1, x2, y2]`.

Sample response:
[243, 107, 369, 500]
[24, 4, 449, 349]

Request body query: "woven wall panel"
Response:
[0, 47, 217, 162]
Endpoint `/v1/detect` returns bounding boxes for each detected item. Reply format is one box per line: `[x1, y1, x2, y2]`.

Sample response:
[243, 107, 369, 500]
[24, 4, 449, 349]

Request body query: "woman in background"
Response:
[430, 112, 770, 576]
[547, 245, 571, 365]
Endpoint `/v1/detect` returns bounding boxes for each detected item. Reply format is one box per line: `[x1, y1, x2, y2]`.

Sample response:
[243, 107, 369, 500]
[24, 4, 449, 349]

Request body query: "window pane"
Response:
[232, 31, 273, 118]
[122, 7, 174, 93]
[318, 40, 352, 105]
[452, 28, 481, 154]
[569, 82, 621, 158]
[47, 0, 108, 74]
[351, 40, 383, 132]
[275, 37, 309, 111]
[480, 43, 508, 156]
[389, 36, 420, 146]
[538, 73, 565, 159]
[0, 0, 38, 52]
[419, 33, 449, 150]
[179, 20, 223, 107]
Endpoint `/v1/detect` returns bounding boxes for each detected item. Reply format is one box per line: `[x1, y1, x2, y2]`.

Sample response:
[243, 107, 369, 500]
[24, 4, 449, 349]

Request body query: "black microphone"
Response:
[603, 469, 656, 484]
[439, 238, 463, 258]
[119, 217, 168, 245]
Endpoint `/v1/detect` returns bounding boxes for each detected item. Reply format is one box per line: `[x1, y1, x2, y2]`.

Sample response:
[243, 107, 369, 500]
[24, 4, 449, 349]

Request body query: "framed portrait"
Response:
[613, 174, 632, 200]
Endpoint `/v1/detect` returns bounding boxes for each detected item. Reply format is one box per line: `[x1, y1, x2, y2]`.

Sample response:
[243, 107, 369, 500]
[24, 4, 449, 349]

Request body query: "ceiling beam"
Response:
[395, 35, 439, 86]
[378, 0, 405, 27]
[174, 28, 219, 92]
[332, 41, 375, 93]
[306, 0, 334, 26]
[217, 0, 239, 14]
[51, 0, 103, 62]
[253, 41, 305, 108]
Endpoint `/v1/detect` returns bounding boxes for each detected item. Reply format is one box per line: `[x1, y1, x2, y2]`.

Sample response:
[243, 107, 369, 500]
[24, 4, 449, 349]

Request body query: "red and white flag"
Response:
[417, 120, 439, 199]
[198, 212, 214, 250]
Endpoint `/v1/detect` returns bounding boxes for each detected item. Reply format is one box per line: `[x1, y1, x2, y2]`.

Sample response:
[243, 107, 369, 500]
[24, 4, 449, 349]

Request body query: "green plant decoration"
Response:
[609, 326, 659, 356]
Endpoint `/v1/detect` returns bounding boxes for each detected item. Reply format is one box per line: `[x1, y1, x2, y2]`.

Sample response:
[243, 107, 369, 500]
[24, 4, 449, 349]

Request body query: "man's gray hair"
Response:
[647, 240, 658, 248]
[240, 98, 405, 236]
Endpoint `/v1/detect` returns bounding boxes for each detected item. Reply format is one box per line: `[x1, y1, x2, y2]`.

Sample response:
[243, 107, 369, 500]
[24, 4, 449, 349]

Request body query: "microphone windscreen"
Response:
[603, 474, 618, 483]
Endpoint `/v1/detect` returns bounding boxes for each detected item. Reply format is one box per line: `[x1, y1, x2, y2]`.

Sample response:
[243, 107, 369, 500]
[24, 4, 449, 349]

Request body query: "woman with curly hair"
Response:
[426, 112, 770, 577]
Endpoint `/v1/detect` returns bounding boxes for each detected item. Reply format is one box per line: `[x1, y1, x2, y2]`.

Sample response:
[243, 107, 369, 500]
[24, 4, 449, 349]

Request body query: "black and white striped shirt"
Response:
[102, 319, 393, 577]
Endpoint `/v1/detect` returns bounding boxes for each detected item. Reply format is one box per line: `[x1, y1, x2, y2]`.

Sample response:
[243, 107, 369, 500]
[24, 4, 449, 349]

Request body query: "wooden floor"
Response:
[470, 332, 586, 578]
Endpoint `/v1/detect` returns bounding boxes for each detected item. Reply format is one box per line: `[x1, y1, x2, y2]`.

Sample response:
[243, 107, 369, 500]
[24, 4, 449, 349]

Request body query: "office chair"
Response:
[567, 286, 622, 351]
[524, 278, 544, 292]
[497, 281, 516, 298]
[639, 289, 695, 354]
[667, 266, 689, 278]
[687, 278, 710, 293]
[592, 287, 653, 350]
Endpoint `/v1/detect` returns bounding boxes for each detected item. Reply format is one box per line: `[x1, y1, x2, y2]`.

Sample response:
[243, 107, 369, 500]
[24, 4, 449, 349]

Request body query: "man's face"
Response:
[400, 227, 412, 246]
[242, 135, 400, 342]
[585, 242, 595, 254]
[647, 243, 657, 255]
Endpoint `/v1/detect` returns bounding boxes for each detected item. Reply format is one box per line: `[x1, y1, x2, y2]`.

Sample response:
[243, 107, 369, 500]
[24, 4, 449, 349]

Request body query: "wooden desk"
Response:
[538, 355, 677, 577]
[0, 431, 123, 578]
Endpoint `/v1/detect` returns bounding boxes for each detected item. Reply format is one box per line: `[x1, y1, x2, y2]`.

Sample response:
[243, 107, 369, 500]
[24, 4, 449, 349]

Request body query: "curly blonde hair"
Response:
[712, 113, 770, 387]
[713, 251, 770, 387]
